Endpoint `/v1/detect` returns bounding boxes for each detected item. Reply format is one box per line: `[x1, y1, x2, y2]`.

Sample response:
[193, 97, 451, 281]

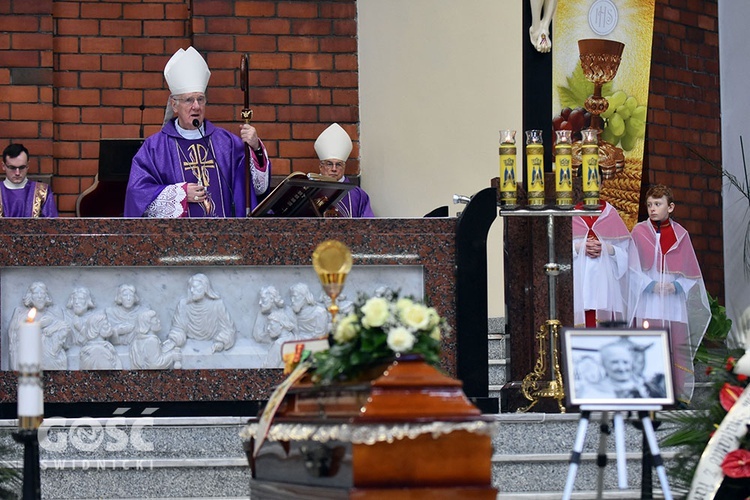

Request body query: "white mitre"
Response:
[314, 123, 352, 161]
[164, 46, 211, 95]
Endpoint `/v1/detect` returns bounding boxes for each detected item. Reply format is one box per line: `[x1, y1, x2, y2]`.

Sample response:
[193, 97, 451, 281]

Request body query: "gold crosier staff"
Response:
[240, 54, 253, 215]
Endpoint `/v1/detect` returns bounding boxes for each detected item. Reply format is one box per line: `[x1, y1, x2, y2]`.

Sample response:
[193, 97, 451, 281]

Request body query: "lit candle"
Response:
[17, 308, 44, 428]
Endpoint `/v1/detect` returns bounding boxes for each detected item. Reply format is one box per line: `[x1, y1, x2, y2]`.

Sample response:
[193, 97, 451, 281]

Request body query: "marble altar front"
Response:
[0, 218, 457, 411]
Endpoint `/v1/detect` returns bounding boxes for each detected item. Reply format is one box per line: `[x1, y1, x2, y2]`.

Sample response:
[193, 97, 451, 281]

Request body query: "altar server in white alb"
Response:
[314, 123, 374, 218]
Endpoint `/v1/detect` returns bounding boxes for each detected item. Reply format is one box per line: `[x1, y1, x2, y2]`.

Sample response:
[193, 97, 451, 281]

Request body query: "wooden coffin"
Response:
[241, 356, 498, 499]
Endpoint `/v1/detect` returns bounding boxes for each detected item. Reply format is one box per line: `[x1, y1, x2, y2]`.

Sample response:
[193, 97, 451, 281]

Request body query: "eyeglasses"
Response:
[172, 95, 207, 106]
[4, 165, 28, 172]
[321, 160, 346, 169]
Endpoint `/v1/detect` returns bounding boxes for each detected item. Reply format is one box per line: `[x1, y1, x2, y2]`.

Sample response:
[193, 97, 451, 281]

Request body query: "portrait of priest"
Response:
[124, 46, 271, 218]
[314, 123, 374, 218]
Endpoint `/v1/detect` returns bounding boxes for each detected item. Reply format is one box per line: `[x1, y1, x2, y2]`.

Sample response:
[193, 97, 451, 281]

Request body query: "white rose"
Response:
[361, 297, 390, 328]
[396, 297, 413, 313]
[400, 303, 430, 330]
[427, 307, 441, 328]
[387, 326, 416, 353]
[333, 313, 359, 344]
[429, 326, 441, 341]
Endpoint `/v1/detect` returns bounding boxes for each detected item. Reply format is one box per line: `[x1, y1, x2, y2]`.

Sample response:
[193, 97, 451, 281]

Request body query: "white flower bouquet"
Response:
[312, 293, 444, 384]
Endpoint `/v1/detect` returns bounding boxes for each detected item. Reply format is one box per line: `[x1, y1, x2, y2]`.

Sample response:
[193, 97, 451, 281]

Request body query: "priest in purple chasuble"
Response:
[124, 46, 271, 218]
[314, 123, 374, 218]
[1, 143, 58, 218]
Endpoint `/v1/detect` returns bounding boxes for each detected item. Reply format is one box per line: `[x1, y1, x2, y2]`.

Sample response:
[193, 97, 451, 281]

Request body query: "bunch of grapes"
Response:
[600, 90, 647, 152]
[552, 106, 591, 142]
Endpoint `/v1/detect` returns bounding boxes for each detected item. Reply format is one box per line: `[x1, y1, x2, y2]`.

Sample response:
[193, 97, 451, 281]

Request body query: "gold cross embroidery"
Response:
[182, 143, 216, 187]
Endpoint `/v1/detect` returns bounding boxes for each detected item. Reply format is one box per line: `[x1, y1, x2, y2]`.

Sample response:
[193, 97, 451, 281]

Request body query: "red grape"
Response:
[561, 107, 572, 120]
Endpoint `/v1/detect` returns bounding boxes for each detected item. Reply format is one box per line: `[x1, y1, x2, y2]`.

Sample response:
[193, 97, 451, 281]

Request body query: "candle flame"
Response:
[642, 320, 650, 329]
[26, 308, 37, 323]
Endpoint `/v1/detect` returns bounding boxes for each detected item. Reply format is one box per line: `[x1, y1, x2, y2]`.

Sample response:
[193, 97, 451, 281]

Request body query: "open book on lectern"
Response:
[250, 172, 355, 217]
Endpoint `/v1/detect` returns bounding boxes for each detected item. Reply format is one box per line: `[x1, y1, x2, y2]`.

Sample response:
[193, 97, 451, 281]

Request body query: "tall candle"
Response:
[17, 308, 44, 426]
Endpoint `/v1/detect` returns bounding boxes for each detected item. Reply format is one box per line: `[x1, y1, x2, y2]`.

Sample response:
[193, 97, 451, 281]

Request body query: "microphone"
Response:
[655, 220, 662, 234]
[139, 102, 145, 139]
[193, 119, 235, 217]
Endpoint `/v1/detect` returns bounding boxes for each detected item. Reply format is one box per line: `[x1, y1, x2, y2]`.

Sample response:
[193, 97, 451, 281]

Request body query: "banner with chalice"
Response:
[552, 0, 656, 229]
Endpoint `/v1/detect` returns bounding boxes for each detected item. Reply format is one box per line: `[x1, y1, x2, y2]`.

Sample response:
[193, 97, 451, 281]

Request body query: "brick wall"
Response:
[0, 0, 725, 299]
[647, 0, 723, 298]
[0, 0, 357, 215]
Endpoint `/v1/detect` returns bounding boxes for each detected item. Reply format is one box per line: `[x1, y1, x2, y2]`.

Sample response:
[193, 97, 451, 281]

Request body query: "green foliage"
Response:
[312, 293, 444, 385]
[0, 439, 20, 500]
[695, 293, 733, 365]
[556, 62, 613, 109]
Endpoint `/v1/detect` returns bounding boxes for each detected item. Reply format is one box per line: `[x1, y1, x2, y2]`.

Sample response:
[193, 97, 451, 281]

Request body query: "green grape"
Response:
[615, 105, 631, 121]
[626, 117, 645, 139]
[608, 90, 627, 110]
[609, 113, 626, 137]
[601, 127, 617, 145]
[621, 132, 638, 151]
[625, 96, 638, 112]
[632, 105, 647, 122]
[601, 105, 616, 120]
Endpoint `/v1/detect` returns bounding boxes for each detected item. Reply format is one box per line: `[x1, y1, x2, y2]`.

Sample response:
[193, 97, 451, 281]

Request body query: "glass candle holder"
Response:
[498, 130, 518, 208]
[525, 129, 545, 207]
[580, 128, 601, 207]
[554, 129, 573, 208]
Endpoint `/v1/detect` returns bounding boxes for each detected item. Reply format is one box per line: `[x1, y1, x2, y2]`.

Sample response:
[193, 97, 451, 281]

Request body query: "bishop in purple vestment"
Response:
[1, 143, 58, 218]
[124, 46, 271, 218]
[314, 123, 374, 218]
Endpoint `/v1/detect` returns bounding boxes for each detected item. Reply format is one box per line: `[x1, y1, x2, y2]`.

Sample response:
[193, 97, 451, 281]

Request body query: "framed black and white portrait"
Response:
[561, 328, 675, 408]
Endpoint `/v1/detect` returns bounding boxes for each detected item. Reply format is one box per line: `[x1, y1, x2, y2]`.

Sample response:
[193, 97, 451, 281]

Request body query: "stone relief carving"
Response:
[166, 273, 237, 354]
[1, 267, 424, 371]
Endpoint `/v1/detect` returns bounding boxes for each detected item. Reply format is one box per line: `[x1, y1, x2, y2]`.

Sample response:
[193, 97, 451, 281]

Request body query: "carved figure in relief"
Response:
[106, 284, 149, 346]
[262, 309, 298, 368]
[79, 312, 121, 370]
[64, 286, 97, 347]
[529, 0, 558, 53]
[289, 283, 328, 340]
[130, 310, 182, 370]
[42, 321, 69, 370]
[8, 282, 66, 370]
[167, 273, 237, 353]
[252, 285, 297, 344]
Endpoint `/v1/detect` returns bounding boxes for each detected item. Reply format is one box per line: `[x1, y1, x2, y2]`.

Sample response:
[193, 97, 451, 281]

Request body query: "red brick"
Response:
[52, 176, 82, 195]
[334, 54, 357, 71]
[0, 103, 9, 120]
[332, 89, 357, 105]
[166, 4, 190, 20]
[251, 53, 291, 70]
[0, 16, 39, 32]
[123, 38, 165, 55]
[333, 19, 356, 36]
[80, 2, 122, 19]
[320, 2, 356, 19]
[58, 54, 101, 71]
[101, 89, 143, 107]
[0, 33, 9, 50]
[58, 89, 100, 106]
[11, 103, 53, 121]
[54, 141, 80, 158]
[102, 55, 144, 72]
[235, 35, 277, 52]
[123, 3, 165, 20]
[291, 53, 333, 71]
[193, 34, 235, 52]
[193, 0, 233, 16]
[290, 88, 331, 105]
[53, 107, 81, 123]
[13, 1, 52, 15]
[320, 71, 357, 88]
[319, 106, 358, 123]
[53, 2, 81, 18]
[291, 19, 331, 36]
[277, 105, 318, 123]
[53, 36, 79, 54]
[278, 70, 319, 86]
[278, 2, 318, 18]
[205, 17, 248, 34]
[320, 37, 356, 53]
[81, 37, 122, 54]
[279, 140, 312, 158]
[3, 86, 38, 102]
[54, 72, 79, 88]
[278, 36, 318, 53]
[101, 20, 143, 37]
[235, 1, 276, 17]
[0, 51, 40, 67]
[250, 18, 292, 35]
[11, 32, 52, 50]
[82, 107, 123, 124]
[0, 121, 39, 137]
[56, 19, 99, 36]
[57, 157, 98, 175]
[80, 71, 121, 89]
[122, 72, 163, 90]
[144, 20, 187, 37]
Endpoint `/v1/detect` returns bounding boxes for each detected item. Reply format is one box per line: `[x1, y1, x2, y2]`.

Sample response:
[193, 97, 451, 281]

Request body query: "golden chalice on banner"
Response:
[573, 38, 626, 180]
